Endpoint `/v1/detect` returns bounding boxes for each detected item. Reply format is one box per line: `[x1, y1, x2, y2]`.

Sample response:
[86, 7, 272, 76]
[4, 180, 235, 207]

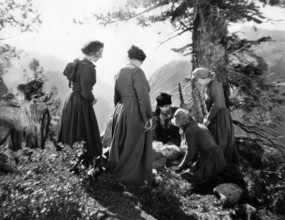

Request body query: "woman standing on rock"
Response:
[108, 45, 153, 187]
[58, 41, 104, 167]
[189, 67, 239, 164]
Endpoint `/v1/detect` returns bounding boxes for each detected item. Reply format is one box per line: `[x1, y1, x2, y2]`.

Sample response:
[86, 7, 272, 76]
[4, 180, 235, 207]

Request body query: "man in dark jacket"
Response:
[152, 92, 182, 147]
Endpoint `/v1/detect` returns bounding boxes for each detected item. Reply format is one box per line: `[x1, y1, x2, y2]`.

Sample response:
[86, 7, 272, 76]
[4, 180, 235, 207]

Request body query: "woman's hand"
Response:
[175, 166, 185, 174]
[181, 103, 189, 110]
[144, 118, 153, 132]
[203, 117, 210, 127]
[92, 98, 98, 105]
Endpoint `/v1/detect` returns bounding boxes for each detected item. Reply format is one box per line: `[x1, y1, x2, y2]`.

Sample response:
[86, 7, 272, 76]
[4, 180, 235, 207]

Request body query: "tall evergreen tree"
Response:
[95, 0, 284, 145]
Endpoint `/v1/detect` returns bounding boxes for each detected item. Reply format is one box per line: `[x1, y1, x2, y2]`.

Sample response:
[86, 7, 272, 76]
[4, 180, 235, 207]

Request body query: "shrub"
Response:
[0, 142, 100, 220]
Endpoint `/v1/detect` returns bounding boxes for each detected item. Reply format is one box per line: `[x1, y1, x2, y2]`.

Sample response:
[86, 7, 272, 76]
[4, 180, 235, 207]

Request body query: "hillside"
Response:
[148, 27, 285, 145]
[3, 52, 114, 132]
[149, 60, 192, 109]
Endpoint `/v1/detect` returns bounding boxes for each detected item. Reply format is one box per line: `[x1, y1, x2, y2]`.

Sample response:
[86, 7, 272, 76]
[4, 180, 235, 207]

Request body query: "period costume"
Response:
[153, 106, 181, 146]
[152, 93, 182, 146]
[58, 58, 102, 166]
[205, 79, 238, 164]
[172, 109, 225, 187]
[108, 64, 153, 186]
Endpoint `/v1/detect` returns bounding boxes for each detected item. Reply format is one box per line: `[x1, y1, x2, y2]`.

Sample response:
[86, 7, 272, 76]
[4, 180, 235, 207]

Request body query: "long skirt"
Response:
[180, 146, 225, 186]
[108, 98, 153, 187]
[208, 108, 239, 164]
[58, 91, 102, 166]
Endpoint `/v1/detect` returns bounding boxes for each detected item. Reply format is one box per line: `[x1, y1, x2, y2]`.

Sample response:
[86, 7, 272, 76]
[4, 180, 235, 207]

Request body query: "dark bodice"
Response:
[204, 79, 227, 121]
[68, 58, 96, 103]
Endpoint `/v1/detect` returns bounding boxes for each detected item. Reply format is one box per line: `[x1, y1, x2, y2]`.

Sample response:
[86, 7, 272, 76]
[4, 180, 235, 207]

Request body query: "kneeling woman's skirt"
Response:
[181, 146, 225, 186]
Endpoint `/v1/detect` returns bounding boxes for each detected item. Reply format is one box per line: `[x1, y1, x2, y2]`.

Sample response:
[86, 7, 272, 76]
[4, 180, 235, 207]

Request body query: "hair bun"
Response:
[127, 45, 146, 62]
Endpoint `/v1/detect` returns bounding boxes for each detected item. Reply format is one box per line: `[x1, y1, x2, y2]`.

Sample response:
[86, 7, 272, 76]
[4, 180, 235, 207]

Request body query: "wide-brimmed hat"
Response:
[171, 108, 191, 126]
[185, 67, 214, 81]
[156, 92, 172, 107]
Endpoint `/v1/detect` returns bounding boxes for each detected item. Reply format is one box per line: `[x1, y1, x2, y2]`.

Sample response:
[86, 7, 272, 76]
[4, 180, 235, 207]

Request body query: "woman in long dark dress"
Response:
[108, 45, 153, 187]
[190, 67, 239, 164]
[171, 108, 225, 188]
[58, 41, 104, 167]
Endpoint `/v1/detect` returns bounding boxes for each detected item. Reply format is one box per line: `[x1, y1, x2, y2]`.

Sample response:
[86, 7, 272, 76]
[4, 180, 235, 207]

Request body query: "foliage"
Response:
[0, 0, 41, 78]
[0, 44, 20, 77]
[1, 139, 285, 219]
[239, 146, 285, 218]
[94, 0, 283, 53]
[0, 142, 101, 220]
[0, 0, 41, 37]
[94, 0, 285, 143]
[23, 58, 46, 82]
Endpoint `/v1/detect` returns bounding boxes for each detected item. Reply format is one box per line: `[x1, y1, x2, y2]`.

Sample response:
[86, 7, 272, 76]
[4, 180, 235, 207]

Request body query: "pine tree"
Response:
[95, 0, 284, 146]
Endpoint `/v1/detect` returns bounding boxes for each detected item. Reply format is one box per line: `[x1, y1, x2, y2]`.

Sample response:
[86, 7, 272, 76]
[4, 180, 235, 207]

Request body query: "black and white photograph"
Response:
[1, 0, 285, 219]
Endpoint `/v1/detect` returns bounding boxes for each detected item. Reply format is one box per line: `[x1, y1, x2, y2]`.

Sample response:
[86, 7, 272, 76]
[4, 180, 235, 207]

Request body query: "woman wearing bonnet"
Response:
[171, 108, 225, 188]
[189, 67, 239, 164]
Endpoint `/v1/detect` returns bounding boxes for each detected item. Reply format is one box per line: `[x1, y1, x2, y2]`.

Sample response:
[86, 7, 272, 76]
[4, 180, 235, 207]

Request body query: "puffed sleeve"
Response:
[206, 80, 225, 122]
[178, 127, 196, 169]
[133, 68, 152, 122]
[78, 64, 95, 103]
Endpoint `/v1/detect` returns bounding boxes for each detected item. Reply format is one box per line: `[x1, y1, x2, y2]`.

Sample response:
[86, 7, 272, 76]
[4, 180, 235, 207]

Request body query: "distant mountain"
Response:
[239, 26, 285, 42]
[44, 70, 114, 132]
[3, 51, 114, 132]
[148, 27, 285, 144]
[149, 60, 192, 109]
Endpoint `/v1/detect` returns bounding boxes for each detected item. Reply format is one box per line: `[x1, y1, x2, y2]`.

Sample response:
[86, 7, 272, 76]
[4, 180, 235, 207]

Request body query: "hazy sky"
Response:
[4, 0, 285, 86]
[5, 0, 191, 86]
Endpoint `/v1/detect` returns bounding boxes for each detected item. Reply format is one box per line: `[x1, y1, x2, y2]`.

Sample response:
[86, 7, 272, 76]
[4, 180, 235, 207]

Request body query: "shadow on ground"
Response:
[83, 171, 196, 220]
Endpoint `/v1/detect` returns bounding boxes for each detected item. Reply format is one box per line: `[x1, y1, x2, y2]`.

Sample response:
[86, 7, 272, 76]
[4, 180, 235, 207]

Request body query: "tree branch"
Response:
[233, 119, 283, 152]
[154, 29, 189, 51]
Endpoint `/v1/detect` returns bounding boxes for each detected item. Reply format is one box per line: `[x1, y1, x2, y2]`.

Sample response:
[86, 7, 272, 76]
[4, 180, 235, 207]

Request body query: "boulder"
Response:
[0, 161, 17, 173]
[213, 183, 243, 206]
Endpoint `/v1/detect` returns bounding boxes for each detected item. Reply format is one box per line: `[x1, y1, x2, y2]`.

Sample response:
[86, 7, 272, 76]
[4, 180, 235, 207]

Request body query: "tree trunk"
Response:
[0, 99, 50, 150]
[191, 1, 229, 122]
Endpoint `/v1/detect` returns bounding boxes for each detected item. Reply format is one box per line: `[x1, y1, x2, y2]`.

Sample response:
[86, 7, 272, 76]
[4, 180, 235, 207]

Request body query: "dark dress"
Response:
[58, 58, 102, 166]
[152, 106, 182, 147]
[179, 121, 225, 187]
[205, 79, 238, 164]
[108, 64, 153, 186]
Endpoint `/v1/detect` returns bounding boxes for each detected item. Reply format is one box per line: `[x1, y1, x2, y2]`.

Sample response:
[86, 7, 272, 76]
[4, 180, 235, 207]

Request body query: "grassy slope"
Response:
[0, 143, 235, 220]
[2, 141, 285, 220]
